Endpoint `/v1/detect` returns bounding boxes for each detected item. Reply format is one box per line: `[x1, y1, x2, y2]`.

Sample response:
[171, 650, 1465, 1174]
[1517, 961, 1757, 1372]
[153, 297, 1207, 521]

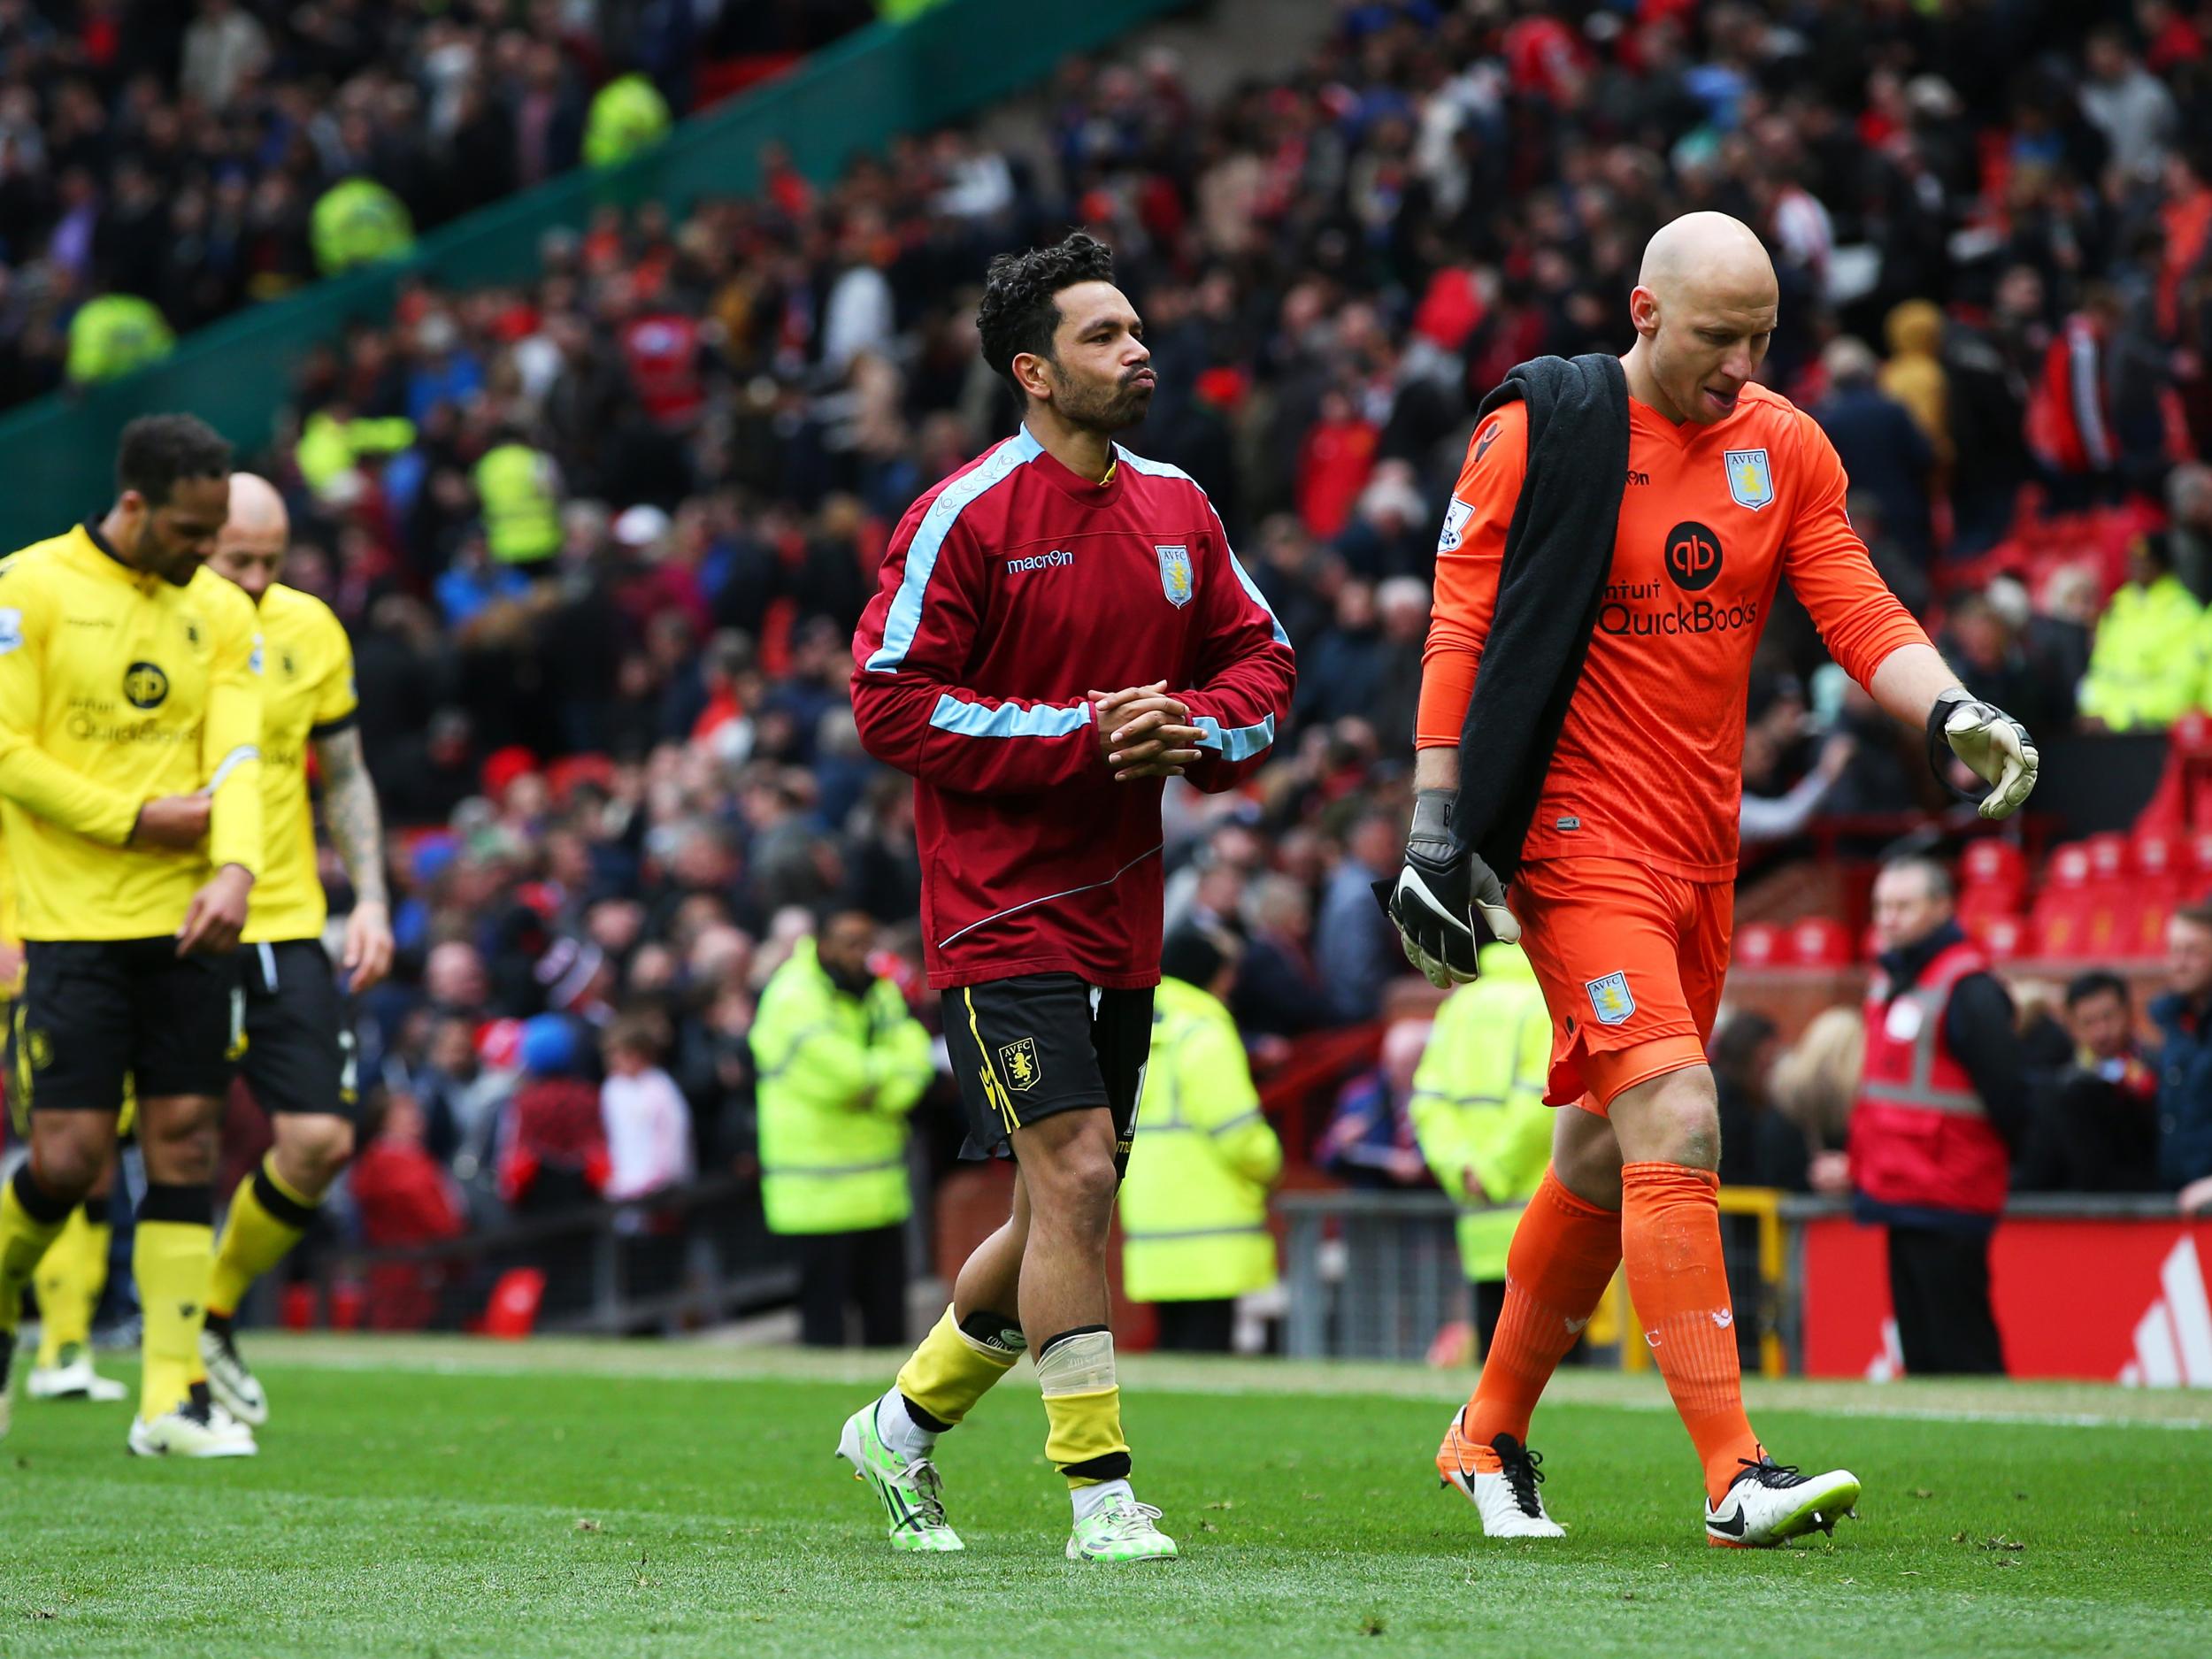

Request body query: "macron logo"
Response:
[1006, 549, 1074, 575]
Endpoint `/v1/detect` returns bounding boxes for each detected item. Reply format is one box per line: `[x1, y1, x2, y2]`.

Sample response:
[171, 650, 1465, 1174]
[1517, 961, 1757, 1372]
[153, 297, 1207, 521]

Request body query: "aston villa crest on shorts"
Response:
[1156, 544, 1194, 607]
[1723, 448, 1774, 511]
[1585, 971, 1635, 1026]
[997, 1036, 1042, 1092]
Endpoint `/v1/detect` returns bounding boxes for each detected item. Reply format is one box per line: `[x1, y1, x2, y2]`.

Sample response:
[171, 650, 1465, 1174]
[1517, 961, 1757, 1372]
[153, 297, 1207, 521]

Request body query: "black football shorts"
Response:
[944, 973, 1154, 1176]
[240, 940, 358, 1120]
[12, 938, 242, 1112]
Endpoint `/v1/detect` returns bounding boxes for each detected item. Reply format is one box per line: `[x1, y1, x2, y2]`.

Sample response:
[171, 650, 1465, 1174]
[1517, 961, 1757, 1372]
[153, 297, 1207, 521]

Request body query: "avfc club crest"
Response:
[1585, 971, 1635, 1026]
[997, 1036, 1042, 1093]
[1156, 544, 1194, 608]
[1723, 448, 1774, 511]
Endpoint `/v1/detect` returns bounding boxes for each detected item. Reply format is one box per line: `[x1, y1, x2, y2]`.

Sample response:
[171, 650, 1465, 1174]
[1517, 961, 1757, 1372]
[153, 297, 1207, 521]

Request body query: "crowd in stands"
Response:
[0, 0, 878, 405]
[111, 0, 2212, 1286]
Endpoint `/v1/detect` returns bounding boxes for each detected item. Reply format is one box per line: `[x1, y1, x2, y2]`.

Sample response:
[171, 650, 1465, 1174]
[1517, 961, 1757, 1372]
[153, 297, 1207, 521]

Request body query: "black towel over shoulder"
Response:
[1449, 353, 1631, 890]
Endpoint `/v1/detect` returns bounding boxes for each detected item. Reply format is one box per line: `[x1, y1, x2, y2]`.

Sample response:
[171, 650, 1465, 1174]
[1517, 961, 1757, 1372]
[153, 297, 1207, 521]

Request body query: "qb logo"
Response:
[123, 660, 169, 709]
[1663, 521, 1724, 593]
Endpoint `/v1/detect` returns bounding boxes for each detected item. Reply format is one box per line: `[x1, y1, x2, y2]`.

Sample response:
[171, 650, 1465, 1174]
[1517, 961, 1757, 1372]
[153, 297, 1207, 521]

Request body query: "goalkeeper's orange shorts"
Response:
[1510, 856, 1732, 1114]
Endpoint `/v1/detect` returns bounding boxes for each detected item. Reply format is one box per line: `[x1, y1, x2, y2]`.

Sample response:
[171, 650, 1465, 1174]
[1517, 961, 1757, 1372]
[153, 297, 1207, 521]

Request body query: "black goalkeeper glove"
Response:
[1379, 789, 1521, 989]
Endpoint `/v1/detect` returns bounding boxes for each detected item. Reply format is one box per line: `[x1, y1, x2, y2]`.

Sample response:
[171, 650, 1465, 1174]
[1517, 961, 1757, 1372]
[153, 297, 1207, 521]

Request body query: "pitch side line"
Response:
[230, 1335, 2212, 1431]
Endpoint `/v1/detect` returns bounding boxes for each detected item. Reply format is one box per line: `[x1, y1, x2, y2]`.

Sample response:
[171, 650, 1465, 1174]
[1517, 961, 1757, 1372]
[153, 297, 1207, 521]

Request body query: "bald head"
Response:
[208, 471, 290, 603]
[1625, 212, 1780, 425]
[1637, 212, 1777, 305]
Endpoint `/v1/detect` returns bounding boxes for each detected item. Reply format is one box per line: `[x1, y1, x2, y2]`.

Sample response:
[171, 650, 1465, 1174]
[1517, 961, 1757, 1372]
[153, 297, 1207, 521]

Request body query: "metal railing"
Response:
[1279, 1187, 1793, 1374]
[1279, 1187, 2201, 1375]
[299, 1175, 799, 1337]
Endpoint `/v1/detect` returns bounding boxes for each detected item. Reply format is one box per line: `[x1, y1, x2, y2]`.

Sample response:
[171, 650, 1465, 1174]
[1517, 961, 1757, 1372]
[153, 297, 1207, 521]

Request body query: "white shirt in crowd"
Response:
[601, 1066, 696, 1202]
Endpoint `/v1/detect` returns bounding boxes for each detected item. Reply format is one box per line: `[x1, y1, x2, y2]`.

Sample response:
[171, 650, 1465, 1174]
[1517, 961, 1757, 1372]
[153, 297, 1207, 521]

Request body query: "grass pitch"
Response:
[2, 1336, 2206, 1658]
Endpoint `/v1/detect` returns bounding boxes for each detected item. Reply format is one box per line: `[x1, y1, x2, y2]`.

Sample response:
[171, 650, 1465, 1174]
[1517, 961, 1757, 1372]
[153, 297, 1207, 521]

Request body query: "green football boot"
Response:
[835, 1400, 964, 1552]
[1065, 1495, 1179, 1563]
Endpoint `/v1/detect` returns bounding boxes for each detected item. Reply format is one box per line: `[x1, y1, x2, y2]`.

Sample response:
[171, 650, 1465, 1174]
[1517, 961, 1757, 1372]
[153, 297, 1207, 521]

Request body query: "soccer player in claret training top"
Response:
[843, 233, 1295, 1561]
[1388, 212, 2039, 1548]
[0, 415, 265, 1457]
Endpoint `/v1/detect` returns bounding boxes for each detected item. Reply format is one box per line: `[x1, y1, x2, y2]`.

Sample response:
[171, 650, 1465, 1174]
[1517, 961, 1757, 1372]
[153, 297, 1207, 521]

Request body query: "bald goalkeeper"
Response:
[1392, 213, 2039, 1548]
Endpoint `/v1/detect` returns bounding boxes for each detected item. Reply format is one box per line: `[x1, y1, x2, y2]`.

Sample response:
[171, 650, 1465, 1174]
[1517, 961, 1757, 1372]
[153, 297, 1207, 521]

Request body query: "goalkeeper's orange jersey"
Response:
[1417, 382, 1930, 879]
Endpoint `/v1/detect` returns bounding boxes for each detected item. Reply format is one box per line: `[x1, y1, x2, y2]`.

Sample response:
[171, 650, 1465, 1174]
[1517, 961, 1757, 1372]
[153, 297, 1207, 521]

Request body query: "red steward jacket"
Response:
[851, 427, 1296, 989]
[1849, 937, 2010, 1219]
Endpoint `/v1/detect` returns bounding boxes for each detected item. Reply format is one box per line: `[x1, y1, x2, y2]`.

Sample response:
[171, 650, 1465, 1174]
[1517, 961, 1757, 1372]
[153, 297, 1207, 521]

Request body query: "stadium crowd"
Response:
[90, 0, 2212, 1291]
[0, 0, 879, 406]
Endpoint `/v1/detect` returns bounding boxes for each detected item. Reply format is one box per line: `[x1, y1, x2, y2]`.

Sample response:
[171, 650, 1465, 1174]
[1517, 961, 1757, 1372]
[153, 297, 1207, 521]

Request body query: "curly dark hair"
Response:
[115, 413, 232, 506]
[975, 231, 1117, 396]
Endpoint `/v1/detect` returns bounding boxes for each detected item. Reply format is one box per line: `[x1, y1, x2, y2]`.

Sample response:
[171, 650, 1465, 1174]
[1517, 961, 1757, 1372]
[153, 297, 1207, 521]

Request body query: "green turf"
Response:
[2, 1336, 2207, 1658]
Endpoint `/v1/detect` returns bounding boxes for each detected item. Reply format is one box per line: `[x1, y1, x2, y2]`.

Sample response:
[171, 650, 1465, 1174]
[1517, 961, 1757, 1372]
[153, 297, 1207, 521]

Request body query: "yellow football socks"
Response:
[895, 1304, 1024, 1429]
[34, 1199, 111, 1364]
[209, 1156, 318, 1319]
[0, 1164, 73, 1336]
[1036, 1325, 1131, 1488]
[134, 1185, 213, 1422]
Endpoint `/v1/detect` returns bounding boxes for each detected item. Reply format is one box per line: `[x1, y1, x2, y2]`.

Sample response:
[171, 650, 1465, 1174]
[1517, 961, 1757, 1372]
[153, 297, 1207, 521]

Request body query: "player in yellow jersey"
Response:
[0, 415, 264, 1457]
[3, 814, 131, 1407]
[192, 473, 391, 1426]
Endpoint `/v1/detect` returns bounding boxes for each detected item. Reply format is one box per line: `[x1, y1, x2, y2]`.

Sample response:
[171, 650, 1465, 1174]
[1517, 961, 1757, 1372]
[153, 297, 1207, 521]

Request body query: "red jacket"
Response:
[1849, 937, 2010, 1219]
[850, 428, 1296, 988]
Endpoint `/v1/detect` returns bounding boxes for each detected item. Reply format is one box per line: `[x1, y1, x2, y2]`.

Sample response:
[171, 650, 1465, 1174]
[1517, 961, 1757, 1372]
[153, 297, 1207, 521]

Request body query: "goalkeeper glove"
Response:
[1381, 789, 1520, 989]
[1927, 688, 2039, 820]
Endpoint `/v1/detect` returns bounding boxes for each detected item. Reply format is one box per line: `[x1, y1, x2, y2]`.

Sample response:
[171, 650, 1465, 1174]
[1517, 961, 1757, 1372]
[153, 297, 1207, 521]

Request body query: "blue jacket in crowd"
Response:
[2148, 992, 2212, 1191]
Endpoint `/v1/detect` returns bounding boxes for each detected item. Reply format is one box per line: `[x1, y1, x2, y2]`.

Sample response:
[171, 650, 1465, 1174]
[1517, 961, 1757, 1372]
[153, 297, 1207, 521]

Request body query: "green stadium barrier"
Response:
[0, 0, 1190, 549]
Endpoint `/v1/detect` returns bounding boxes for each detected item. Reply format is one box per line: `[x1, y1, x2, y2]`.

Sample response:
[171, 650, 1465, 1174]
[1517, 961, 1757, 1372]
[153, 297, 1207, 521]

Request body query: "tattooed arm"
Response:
[313, 724, 395, 990]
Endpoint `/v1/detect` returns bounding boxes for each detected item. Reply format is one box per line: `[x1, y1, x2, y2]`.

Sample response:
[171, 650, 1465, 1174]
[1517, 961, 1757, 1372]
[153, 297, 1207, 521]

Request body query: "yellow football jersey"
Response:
[0, 523, 263, 941]
[242, 582, 357, 945]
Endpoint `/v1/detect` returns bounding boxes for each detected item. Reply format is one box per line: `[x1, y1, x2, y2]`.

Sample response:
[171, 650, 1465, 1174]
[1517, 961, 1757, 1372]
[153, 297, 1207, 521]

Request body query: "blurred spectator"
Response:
[349, 1087, 469, 1332]
[2017, 972, 2161, 1193]
[2078, 533, 2204, 730]
[1233, 873, 1335, 1039]
[1311, 806, 1406, 1025]
[1408, 943, 1553, 1356]
[2152, 904, 2212, 1195]
[748, 911, 933, 1348]
[1812, 337, 1935, 564]
[1771, 1007, 1863, 1197]
[1878, 301, 1952, 473]
[1848, 856, 2023, 1375]
[1121, 926, 1283, 1354]
[1740, 733, 1853, 845]
[2164, 461, 2212, 602]
[1711, 1010, 1808, 1194]
[1317, 1018, 1432, 1191]
[2081, 25, 2178, 182]
[600, 1018, 695, 1202]
[496, 1015, 607, 1211]
[1939, 586, 2072, 734]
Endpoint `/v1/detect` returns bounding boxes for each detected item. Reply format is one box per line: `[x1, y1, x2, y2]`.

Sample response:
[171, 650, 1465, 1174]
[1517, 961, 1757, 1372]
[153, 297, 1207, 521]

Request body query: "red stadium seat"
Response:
[1961, 837, 2027, 894]
[1786, 917, 1855, 967]
[2031, 842, 2094, 959]
[1969, 913, 2032, 962]
[483, 1269, 547, 1340]
[1957, 837, 2029, 926]
[1734, 921, 1783, 966]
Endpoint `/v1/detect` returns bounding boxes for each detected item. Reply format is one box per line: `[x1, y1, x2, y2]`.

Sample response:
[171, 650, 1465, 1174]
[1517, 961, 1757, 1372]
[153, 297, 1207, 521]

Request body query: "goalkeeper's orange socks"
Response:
[1620, 1161, 1763, 1505]
[1465, 1165, 1622, 1449]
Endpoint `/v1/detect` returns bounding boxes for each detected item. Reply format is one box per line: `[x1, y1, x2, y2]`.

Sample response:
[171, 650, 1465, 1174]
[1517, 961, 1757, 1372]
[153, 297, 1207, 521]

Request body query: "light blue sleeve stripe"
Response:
[1193, 712, 1276, 761]
[864, 428, 1043, 673]
[928, 693, 1094, 740]
[1114, 446, 1290, 648]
